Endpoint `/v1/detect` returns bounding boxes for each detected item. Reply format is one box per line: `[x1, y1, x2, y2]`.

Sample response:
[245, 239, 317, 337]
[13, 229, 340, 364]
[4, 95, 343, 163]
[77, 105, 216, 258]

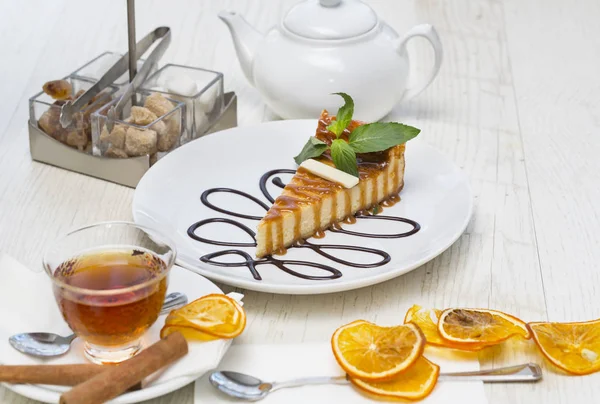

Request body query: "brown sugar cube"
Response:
[167, 115, 181, 135]
[155, 114, 183, 152]
[63, 112, 92, 151]
[65, 129, 88, 150]
[99, 126, 109, 143]
[105, 146, 129, 158]
[157, 117, 182, 152]
[43, 80, 72, 101]
[148, 119, 168, 137]
[99, 124, 126, 149]
[149, 153, 159, 166]
[131, 106, 168, 140]
[38, 108, 62, 139]
[38, 108, 70, 144]
[144, 92, 174, 118]
[148, 119, 168, 148]
[125, 127, 157, 156]
[131, 106, 158, 125]
[157, 129, 179, 152]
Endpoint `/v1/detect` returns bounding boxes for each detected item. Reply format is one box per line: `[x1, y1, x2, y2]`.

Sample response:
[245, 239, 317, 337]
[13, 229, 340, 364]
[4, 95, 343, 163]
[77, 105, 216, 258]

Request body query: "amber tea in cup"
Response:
[55, 250, 167, 345]
[44, 222, 176, 364]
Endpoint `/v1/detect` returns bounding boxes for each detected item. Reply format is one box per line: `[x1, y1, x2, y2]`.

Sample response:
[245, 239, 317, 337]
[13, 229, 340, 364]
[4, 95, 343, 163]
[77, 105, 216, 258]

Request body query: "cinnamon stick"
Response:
[0, 364, 104, 386]
[60, 332, 188, 404]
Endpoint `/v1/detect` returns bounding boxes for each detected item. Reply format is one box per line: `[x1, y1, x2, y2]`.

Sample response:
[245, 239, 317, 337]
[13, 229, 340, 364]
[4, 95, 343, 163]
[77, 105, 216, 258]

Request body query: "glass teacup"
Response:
[43, 222, 176, 364]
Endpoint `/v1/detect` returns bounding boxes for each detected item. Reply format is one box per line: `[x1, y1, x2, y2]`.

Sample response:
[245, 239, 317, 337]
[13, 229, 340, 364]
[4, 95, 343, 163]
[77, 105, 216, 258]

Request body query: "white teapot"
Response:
[219, 0, 442, 121]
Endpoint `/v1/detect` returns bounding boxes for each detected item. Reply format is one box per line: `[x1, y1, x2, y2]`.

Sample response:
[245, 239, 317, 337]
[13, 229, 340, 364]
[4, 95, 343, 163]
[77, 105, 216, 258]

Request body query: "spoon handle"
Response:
[64, 333, 77, 343]
[438, 363, 542, 383]
[270, 363, 540, 392]
[160, 292, 188, 315]
[270, 375, 348, 391]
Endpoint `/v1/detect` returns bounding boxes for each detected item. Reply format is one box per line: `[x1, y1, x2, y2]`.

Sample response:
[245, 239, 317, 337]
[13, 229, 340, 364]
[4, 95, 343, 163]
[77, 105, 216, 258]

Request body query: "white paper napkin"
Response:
[194, 343, 488, 404]
[0, 253, 232, 389]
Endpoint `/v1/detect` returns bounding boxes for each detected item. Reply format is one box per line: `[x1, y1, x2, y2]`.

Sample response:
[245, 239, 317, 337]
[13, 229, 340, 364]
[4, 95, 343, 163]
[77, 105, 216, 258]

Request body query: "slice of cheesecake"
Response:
[255, 110, 406, 258]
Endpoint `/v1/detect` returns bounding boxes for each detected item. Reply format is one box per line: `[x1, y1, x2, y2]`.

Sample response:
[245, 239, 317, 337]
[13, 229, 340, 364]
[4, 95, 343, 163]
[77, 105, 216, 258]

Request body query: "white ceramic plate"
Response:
[133, 120, 472, 294]
[2, 266, 231, 404]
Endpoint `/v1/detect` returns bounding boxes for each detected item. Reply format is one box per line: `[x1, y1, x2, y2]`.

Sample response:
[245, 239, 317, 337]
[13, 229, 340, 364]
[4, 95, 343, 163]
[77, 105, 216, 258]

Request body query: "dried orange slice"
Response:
[438, 308, 530, 346]
[160, 324, 219, 341]
[404, 305, 446, 347]
[331, 320, 425, 381]
[404, 305, 487, 351]
[165, 293, 246, 339]
[351, 356, 439, 401]
[529, 320, 600, 375]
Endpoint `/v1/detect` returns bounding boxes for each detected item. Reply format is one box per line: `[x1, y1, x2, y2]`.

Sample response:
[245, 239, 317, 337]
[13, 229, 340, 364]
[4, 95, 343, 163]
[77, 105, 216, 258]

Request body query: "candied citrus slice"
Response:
[404, 305, 487, 351]
[438, 308, 530, 346]
[529, 320, 600, 375]
[160, 324, 219, 341]
[331, 320, 425, 381]
[165, 293, 246, 339]
[404, 305, 446, 347]
[351, 356, 439, 400]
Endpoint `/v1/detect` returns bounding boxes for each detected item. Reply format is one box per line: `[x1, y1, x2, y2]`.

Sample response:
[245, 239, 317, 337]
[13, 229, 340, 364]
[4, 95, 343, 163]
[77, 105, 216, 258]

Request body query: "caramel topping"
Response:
[263, 167, 343, 223]
[313, 229, 326, 239]
[382, 194, 401, 207]
[343, 215, 357, 225]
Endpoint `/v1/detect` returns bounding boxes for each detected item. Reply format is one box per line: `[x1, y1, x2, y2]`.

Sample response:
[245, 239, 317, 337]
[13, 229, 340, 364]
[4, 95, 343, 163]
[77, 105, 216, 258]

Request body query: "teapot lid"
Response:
[283, 0, 378, 40]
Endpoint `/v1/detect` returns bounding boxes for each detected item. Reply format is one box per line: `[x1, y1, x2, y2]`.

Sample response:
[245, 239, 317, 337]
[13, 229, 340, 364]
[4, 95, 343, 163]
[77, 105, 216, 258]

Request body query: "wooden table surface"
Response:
[1, 0, 599, 403]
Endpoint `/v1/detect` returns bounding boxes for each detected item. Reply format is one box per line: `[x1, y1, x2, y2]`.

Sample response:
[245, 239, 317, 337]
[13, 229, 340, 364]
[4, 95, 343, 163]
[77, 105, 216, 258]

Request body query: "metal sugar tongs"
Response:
[58, 26, 171, 132]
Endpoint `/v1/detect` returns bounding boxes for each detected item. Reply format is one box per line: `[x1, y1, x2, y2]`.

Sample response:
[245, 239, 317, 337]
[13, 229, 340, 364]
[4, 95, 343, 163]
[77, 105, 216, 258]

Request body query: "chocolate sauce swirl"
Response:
[188, 218, 257, 247]
[330, 215, 421, 238]
[188, 168, 421, 281]
[188, 218, 343, 280]
[259, 169, 296, 203]
[200, 249, 342, 281]
[201, 188, 268, 220]
[295, 240, 390, 268]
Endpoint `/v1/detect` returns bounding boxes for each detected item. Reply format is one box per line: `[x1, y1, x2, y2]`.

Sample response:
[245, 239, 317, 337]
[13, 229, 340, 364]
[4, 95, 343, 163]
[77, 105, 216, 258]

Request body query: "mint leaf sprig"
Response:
[326, 92, 354, 138]
[349, 122, 421, 153]
[293, 136, 328, 164]
[330, 139, 358, 177]
[293, 93, 420, 177]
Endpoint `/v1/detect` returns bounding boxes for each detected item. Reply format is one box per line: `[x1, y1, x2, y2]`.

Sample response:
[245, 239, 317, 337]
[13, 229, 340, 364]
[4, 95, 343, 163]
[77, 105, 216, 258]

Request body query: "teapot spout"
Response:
[218, 11, 263, 86]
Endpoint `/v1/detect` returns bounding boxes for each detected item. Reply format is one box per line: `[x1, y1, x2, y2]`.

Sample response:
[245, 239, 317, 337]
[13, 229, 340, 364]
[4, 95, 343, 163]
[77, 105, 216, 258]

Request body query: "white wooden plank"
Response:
[0, 0, 67, 138]
[500, 0, 600, 402]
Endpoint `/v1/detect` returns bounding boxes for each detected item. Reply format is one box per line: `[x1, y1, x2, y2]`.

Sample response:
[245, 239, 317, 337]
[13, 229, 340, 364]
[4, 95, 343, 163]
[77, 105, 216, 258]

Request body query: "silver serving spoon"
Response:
[209, 363, 542, 401]
[9, 292, 188, 358]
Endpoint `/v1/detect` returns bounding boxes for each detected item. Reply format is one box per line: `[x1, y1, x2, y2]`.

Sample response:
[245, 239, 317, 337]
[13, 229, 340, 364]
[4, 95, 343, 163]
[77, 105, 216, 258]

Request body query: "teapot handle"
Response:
[395, 24, 443, 101]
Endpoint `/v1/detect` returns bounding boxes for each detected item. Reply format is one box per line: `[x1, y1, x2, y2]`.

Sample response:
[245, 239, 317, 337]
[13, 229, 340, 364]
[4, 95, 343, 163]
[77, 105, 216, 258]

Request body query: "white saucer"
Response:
[1, 265, 231, 404]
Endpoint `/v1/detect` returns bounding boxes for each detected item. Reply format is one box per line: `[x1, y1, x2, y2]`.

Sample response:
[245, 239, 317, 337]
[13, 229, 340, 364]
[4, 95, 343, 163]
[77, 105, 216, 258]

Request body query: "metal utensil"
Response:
[105, 26, 171, 133]
[9, 292, 187, 358]
[59, 26, 171, 130]
[209, 363, 542, 401]
[159, 291, 188, 314]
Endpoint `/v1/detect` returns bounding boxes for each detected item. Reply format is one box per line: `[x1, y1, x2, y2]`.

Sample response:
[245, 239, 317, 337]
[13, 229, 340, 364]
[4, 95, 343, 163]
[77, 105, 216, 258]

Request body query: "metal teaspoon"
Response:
[209, 363, 542, 401]
[8, 292, 188, 358]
